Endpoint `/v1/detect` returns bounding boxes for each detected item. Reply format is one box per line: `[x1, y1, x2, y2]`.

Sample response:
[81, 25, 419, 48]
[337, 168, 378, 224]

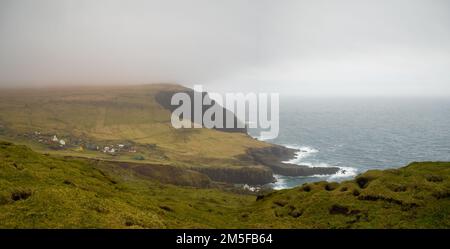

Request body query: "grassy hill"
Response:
[0, 141, 253, 228]
[0, 84, 284, 185]
[246, 161, 450, 228]
[1, 141, 449, 228]
[0, 84, 269, 166]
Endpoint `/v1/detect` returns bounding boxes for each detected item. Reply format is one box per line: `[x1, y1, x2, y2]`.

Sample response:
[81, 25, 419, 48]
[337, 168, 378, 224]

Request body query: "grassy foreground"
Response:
[1, 141, 449, 228]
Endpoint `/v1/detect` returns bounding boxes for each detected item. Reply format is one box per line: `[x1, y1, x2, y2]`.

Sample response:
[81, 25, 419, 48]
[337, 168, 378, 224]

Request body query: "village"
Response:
[21, 131, 140, 156]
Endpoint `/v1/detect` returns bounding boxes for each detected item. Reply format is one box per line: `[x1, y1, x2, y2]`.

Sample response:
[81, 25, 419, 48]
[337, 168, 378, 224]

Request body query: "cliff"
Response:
[242, 145, 340, 176]
[192, 165, 274, 185]
[155, 89, 247, 133]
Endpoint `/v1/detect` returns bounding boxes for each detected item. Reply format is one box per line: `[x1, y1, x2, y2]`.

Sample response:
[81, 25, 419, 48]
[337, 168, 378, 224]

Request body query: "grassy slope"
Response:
[1, 141, 449, 228]
[0, 141, 253, 228]
[246, 162, 450, 228]
[0, 84, 268, 167]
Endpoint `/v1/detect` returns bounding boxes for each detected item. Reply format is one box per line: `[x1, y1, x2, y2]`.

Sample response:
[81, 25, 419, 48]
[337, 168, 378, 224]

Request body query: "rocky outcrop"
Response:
[95, 159, 275, 186]
[192, 165, 274, 185]
[242, 145, 340, 176]
[95, 160, 212, 188]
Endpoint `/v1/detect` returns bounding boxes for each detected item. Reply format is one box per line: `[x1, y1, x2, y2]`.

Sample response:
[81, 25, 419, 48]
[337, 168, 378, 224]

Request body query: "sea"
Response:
[248, 97, 450, 189]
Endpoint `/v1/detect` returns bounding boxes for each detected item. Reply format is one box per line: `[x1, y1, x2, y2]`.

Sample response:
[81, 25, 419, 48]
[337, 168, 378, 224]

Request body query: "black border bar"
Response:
[0, 229, 448, 248]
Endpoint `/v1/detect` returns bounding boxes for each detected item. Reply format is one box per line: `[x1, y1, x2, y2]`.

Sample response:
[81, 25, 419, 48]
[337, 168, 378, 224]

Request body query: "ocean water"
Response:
[249, 97, 450, 189]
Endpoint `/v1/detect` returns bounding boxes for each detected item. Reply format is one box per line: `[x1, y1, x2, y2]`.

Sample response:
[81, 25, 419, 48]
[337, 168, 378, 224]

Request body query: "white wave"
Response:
[300, 162, 331, 168]
[297, 161, 358, 179]
[282, 145, 319, 164]
[271, 144, 359, 189]
[328, 166, 358, 180]
[271, 167, 358, 190]
[271, 175, 288, 190]
[246, 140, 359, 189]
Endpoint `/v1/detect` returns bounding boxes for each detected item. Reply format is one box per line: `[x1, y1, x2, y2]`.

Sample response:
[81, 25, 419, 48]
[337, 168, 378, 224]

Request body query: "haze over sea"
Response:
[249, 97, 450, 189]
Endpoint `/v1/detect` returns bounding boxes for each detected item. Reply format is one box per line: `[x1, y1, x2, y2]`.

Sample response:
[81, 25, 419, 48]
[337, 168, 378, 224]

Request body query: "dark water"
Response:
[249, 97, 450, 189]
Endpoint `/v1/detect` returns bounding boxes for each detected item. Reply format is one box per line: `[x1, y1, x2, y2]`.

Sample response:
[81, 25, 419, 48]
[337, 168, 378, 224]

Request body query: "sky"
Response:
[0, 0, 449, 96]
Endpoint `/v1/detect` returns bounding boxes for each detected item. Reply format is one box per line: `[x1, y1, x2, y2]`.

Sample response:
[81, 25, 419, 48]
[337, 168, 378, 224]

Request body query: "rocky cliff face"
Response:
[243, 146, 340, 176]
[93, 158, 276, 186]
[92, 160, 212, 188]
[155, 90, 247, 133]
[192, 165, 274, 185]
[93, 145, 340, 187]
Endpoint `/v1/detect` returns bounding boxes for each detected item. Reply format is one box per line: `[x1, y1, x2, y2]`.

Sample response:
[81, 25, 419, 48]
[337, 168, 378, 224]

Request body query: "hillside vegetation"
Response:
[0, 84, 268, 167]
[0, 141, 252, 228]
[1, 141, 449, 228]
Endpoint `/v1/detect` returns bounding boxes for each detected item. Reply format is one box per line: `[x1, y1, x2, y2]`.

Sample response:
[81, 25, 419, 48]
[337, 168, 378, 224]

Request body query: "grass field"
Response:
[1, 141, 449, 228]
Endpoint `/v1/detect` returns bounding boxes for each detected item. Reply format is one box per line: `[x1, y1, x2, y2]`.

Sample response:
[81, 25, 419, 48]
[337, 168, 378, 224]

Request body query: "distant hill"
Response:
[1, 141, 449, 228]
[0, 84, 273, 182]
[0, 84, 265, 161]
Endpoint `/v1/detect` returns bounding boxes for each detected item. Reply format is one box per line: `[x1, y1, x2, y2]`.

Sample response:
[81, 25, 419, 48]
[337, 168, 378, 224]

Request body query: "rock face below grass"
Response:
[113, 161, 212, 188]
[244, 145, 340, 176]
[193, 165, 274, 185]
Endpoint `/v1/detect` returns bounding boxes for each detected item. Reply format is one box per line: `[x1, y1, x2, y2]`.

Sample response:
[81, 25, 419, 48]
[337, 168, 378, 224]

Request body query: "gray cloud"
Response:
[1, 0, 449, 96]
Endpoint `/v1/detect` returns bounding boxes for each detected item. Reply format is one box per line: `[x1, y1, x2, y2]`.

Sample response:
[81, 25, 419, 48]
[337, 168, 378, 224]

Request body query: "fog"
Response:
[1, 0, 449, 96]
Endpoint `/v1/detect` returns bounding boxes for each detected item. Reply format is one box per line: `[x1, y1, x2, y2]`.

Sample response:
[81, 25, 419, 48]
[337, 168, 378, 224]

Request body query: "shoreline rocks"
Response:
[243, 145, 341, 177]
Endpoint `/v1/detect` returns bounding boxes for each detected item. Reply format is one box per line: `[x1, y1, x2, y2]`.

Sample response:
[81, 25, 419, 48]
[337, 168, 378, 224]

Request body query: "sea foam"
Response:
[273, 144, 358, 189]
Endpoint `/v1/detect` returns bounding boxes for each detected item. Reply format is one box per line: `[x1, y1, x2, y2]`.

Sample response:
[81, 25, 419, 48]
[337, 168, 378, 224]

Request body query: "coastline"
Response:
[156, 88, 343, 187]
[247, 139, 357, 189]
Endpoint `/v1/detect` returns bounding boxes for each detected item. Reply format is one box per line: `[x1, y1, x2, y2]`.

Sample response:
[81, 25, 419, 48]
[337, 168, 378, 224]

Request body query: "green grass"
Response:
[1, 141, 449, 228]
[244, 162, 450, 228]
[0, 141, 252, 228]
